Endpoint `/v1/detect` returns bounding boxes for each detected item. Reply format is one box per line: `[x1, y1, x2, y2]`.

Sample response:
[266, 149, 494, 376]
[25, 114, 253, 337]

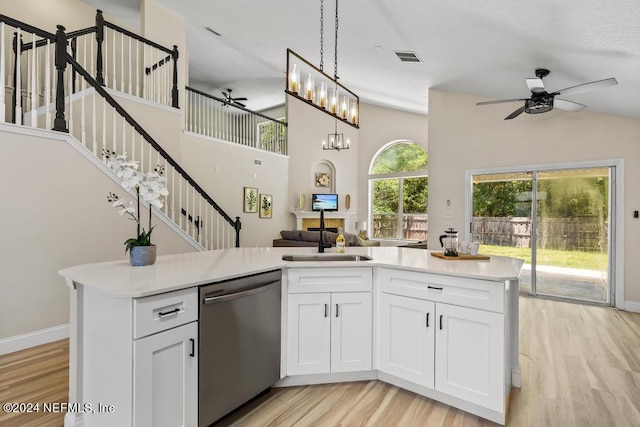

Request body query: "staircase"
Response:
[0, 12, 288, 250]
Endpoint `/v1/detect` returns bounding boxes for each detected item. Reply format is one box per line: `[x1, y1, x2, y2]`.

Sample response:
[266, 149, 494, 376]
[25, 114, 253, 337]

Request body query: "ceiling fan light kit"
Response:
[477, 68, 618, 120]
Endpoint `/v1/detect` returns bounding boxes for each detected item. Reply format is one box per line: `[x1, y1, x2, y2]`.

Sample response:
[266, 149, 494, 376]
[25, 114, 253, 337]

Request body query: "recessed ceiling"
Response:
[83, 0, 640, 117]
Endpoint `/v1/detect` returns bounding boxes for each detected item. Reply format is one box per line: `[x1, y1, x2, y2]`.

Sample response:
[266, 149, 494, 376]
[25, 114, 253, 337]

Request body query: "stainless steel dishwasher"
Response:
[199, 269, 281, 427]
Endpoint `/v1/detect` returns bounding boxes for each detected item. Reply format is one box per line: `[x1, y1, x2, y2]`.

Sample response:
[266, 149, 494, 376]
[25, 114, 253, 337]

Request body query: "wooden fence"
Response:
[472, 217, 608, 252]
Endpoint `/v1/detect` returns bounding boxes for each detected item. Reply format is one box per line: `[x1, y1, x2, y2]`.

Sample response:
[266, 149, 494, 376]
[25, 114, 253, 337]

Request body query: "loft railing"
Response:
[186, 86, 288, 155]
[68, 10, 178, 107]
[0, 14, 241, 249]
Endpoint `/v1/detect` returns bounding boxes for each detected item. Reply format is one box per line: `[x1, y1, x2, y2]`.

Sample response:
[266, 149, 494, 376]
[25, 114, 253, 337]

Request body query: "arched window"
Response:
[368, 141, 428, 241]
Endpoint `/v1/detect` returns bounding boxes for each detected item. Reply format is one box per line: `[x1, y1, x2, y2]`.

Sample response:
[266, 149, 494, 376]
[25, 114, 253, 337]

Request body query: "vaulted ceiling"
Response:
[83, 0, 640, 118]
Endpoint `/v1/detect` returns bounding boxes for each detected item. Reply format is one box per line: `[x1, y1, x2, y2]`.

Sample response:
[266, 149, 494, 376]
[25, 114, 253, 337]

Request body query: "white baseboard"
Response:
[0, 324, 69, 355]
[624, 301, 640, 313]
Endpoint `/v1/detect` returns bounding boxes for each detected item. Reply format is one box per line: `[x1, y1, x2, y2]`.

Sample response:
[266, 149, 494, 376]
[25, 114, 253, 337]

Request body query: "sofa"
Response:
[273, 230, 380, 247]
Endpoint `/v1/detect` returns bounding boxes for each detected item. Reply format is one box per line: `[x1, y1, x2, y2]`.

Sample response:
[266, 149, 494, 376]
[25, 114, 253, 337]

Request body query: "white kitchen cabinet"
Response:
[331, 292, 373, 373]
[75, 286, 198, 427]
[377, 267, 509, 423]
[286, 292, 372, 375]
[133, 321, 198, 427]
[378, 292, 435, 388]
[435, 302, 504, 412]
[286, 293, 331, 375]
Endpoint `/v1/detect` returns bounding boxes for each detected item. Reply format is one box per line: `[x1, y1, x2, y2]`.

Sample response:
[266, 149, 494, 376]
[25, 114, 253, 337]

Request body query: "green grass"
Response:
[479, 244, 608, 271]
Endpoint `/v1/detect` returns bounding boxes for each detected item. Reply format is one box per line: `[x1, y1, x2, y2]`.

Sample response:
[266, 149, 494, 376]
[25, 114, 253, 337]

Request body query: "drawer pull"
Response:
[189, 338, 195, 357]
[426, 312, 430, 328]
[336, 304, 339, 318]
[158, 307, 180, 317]
[439, 314, 443, 330]
[324, 304, 328, 318]
[428, 285, 443, 291]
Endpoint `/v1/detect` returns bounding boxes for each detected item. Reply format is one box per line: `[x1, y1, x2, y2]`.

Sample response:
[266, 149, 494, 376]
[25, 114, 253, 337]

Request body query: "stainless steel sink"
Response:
[282, 254, 373, 262]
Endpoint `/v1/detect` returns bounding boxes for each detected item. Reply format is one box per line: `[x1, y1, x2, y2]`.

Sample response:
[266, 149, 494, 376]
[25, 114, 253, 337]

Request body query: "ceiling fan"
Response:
[476, 69, 618, 120]
[221, 89, 247, 108]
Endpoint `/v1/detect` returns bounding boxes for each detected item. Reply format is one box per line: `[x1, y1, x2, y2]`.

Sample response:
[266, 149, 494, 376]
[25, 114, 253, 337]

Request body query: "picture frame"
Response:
[316, 172, 330, 187]
[243, 187, 258, 213]
[259, 194, 273, 218]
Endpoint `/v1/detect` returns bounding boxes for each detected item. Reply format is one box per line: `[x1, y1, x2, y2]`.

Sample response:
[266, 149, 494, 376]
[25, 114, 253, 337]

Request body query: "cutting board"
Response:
[431, 252, 490, 261]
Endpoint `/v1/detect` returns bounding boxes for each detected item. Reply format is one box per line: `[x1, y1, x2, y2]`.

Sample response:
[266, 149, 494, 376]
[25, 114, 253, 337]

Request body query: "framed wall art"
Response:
[243, 187, 258, 213]
[316, 172, 330, 187]
[259, 194, 273, 218]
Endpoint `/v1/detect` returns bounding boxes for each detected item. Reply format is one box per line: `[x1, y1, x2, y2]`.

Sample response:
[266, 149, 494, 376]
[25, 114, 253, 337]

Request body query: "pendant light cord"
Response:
[319, 0, 324, 72]
[334, 0, 339, 80]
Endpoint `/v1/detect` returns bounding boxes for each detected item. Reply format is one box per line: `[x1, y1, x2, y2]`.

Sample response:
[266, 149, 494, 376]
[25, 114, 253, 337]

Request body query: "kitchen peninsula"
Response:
[59, 246, 524, 426]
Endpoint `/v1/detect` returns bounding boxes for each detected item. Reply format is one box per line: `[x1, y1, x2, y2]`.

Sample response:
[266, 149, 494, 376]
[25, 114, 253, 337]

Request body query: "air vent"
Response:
[393, 50, 422, 63]
[204, 27, 222, 36]
[254, 159, 262, 165]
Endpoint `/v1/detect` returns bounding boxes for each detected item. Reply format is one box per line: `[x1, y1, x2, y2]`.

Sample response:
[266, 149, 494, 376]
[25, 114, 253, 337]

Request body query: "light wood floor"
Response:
[2, 296, 640, 426]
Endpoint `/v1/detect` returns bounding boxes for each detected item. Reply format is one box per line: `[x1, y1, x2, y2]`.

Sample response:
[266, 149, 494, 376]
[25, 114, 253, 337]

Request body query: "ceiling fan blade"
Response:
[476, 98, 528, 106]
[554, 98, 587, 112]
[504, 106, 525, 120]
[234, 101, 246, 108]
[222, 91, 229, 98]
[551, 77, 618, 97]
[526, 78, 545, 93]
[234, 97, 248, 101]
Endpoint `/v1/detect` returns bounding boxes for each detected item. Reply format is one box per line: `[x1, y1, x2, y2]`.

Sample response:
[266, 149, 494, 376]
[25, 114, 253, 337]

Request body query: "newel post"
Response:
[53, 25, 68, 132]
[171, 45, 179, 108]
[95, 9, 105, 86]
[235, 217, 242, 248]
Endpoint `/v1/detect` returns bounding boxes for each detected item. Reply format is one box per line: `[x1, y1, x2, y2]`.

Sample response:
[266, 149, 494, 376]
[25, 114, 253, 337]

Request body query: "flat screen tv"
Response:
[312, 193, 339, 211]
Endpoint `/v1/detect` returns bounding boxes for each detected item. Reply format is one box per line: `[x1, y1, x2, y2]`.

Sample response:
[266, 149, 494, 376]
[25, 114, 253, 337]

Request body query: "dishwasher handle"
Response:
[203, 280, 280, 305]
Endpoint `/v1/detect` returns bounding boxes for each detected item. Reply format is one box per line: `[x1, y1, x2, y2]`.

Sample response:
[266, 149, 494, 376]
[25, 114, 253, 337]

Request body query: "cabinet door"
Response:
[378, 293, 435, 389]
[287, 293, 331, 375]
[133, 321, 197, 427]
[435, 303, 504, 412]
[331, 292, 372, 372]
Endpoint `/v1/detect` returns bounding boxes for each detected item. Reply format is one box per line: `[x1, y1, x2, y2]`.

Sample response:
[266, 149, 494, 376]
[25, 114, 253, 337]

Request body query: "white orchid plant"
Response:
[104, 149, 169, 253]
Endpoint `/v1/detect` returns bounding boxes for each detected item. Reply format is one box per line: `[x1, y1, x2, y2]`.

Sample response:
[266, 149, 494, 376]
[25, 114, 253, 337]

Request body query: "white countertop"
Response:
[58, 247, 525, 298]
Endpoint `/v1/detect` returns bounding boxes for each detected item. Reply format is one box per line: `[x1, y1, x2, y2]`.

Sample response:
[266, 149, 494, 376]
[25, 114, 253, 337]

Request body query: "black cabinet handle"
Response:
[426, 312, 430, 328]
[439, 315, 443, 330]
[428, 285, 443, 291]
[324, 304, 328, 318]
[336, 304, 339, 318]
[158, 307, 180, 317]
[189, 338, 195, 357]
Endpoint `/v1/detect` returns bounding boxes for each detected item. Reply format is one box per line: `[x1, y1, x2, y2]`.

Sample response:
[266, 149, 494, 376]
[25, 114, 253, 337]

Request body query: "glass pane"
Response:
[402, 177, 428, 240]
[472, 172, 533, 293]
[372, 179, 399, 239]
[535, 168, 610, 303]
[372, 142, 427, 174]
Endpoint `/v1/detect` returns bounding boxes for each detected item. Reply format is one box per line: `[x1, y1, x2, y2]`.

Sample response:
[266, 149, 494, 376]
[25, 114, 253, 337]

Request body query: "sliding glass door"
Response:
[471, 166, 613, 305]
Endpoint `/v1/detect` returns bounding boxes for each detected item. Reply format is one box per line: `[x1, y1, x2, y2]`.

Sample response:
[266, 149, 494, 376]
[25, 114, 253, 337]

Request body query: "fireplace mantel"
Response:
[292, 211, 357, 233]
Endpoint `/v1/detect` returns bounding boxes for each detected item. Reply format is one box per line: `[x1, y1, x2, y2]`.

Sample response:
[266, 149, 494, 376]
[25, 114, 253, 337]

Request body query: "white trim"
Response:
[624, 301, 640, 313]
[464, 159, 624, 309]
[107, 87, 180, 113]
[0, 324, 69, 355]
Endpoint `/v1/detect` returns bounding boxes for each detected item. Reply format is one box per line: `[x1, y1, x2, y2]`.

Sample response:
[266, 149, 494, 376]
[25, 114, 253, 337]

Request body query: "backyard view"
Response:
[371, 142, 428, 241]
[472, 167, 611, 304]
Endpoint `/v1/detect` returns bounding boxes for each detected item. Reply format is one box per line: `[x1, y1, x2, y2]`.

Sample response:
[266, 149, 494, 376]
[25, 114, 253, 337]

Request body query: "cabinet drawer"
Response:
[288, 267, 372, 293]
[378, 268, 504, 313]
[133, 288, 198, 339]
